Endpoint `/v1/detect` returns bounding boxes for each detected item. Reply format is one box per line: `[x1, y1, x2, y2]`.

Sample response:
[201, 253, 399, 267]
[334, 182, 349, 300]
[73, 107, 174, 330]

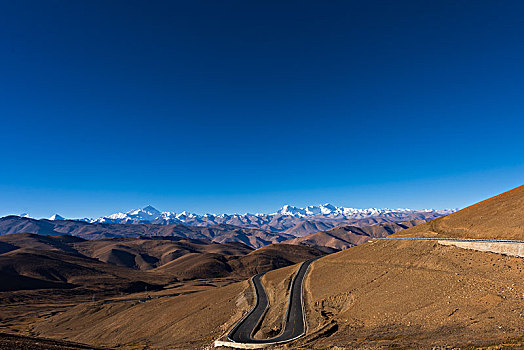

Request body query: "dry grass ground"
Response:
[0, 333, 103, 350]
[28, 280, 251, 349]
[0, 277, 252, 349]
[293, 239, 523, 349]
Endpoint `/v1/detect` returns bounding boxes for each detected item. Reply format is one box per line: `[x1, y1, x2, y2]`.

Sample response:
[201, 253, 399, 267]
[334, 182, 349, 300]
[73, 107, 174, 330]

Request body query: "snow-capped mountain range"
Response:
[83, 204, 454, 223]
[41, 204, 456, 236]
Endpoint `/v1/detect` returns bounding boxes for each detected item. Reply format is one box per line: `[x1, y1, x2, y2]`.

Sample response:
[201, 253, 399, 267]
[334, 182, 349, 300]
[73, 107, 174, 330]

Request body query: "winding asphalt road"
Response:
[227, 258, 317, 345]
[223, 237, 523, 347]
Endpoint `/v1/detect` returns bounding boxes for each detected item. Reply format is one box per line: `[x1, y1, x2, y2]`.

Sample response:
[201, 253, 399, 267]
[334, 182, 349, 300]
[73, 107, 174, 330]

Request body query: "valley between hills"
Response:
[0, 186, 523, 349]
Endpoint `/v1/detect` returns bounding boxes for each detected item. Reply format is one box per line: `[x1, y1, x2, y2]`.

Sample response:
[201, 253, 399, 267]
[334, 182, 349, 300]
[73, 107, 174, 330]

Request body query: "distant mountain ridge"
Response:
[0, 216, 293, 249]
[14, 204, 456, 237]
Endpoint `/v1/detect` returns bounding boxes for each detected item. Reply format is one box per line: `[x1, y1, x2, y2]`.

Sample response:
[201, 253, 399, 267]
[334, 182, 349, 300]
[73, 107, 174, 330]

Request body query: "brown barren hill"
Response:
[227, 243, 325, 276]
[154, 243, 325, 279]
[71, 237, 253, 270]
[394, 184, 524, 240]
[285, 220, 426, 251]
[0, 233, 324, 291]
[298, 239, 523, 349]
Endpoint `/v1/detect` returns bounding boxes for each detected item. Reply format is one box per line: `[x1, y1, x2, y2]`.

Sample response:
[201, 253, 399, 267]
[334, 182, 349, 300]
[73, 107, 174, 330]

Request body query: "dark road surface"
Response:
[227, 258, 316, 344]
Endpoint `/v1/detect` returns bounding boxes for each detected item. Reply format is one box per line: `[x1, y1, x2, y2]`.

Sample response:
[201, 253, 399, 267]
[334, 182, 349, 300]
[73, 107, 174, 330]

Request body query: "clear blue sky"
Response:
[1, 0, 523, 218]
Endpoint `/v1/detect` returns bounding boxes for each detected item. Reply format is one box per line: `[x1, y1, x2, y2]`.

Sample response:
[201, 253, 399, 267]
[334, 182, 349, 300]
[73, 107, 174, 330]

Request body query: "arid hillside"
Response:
[0, 233, 170, 294]
[394, 184, 524, 240]
[152, 243, 324, 280]
[28, 280, 252, 349]
[0, 233, 325, 288]
[72, 236, 253, 271]
[285, 219, 426, 251]
[297, 239, 523, 349]
[0, 333, 102, 350]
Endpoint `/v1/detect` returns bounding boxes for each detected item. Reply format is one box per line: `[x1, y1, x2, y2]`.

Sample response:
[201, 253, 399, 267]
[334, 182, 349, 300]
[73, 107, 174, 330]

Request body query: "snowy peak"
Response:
[275, 204, 339, 217]
[130, 206, 160, 217]
[49, 214, 65, 221]
[128, 205, 160, 217]
[277, 205, 306, 216]
[320, 203, 336, 214]
[94, 205, 176, 224]
[141, 205, 161, 215]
